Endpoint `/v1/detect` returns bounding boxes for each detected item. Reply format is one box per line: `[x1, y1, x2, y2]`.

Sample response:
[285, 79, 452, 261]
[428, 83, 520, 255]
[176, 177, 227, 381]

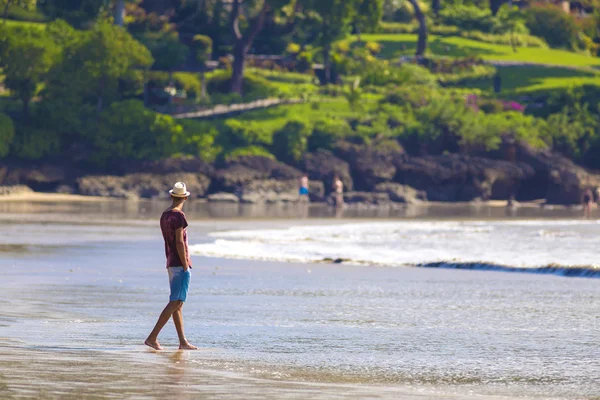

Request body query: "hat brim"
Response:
[169, 190, 191, 197]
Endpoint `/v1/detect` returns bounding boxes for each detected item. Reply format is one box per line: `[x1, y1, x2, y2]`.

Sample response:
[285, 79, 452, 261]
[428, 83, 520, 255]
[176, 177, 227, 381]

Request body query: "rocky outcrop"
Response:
[302, 150, 353, 194]
[212, 156, 303, 203]
[374, 183, 427, 204]
[515, 144, 600, 204]
[0, 185, 34, 196]
[241, 178, 300, 203]
[77, 173, 211, 199]
[335, 142, 406, 191]
[213, 156, 301, 192]
[395, 154, 535, 202]
[343, 191, 391, 205]
[0, 164, 68, 191]
[207, 192, 239, 203]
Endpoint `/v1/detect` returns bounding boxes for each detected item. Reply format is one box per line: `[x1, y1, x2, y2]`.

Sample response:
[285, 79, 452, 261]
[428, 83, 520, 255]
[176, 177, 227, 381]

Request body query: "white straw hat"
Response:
[169, 182, 191, 197]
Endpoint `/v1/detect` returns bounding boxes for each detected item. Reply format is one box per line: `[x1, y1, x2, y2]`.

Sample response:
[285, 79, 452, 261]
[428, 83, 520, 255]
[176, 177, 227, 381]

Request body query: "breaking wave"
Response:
[190, 220, 600, 279]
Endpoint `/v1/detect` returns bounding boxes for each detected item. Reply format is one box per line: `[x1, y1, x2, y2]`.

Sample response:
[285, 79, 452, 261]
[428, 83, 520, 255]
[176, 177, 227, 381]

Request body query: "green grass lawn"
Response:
[460, 65, 600, 95]
[361, 34, 600, 69]
[199, 96, 377, 134]
[1, 19, 46, 29]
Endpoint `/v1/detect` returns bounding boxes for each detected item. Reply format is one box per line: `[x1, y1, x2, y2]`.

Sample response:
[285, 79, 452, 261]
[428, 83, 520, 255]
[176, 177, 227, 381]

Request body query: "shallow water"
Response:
[0, 201, 599, 399]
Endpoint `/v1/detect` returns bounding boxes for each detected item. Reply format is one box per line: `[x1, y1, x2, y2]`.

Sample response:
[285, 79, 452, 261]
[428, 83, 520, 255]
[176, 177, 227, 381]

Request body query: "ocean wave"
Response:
[191, 220, 600, 278]
[417, 261, 600, 278]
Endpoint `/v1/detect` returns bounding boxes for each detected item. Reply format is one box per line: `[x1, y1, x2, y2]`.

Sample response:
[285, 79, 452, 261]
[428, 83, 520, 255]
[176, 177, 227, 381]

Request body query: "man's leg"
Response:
[172, 303, 198, 350]
[145, 300, 182, 350]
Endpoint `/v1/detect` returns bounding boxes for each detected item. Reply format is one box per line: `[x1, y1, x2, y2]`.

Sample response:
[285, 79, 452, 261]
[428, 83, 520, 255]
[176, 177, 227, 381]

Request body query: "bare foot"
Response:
[145, 338, 163, 350]
[179, 342, 198, 350]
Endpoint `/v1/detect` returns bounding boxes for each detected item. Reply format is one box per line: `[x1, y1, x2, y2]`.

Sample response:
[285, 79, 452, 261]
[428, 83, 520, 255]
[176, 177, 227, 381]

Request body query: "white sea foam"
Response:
[190, 220, 600, 269]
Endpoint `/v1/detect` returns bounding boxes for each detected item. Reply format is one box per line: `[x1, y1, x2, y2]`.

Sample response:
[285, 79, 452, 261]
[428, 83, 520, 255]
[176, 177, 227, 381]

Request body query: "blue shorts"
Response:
[299, 187, 309, 195]
[168, 267, 191, 302]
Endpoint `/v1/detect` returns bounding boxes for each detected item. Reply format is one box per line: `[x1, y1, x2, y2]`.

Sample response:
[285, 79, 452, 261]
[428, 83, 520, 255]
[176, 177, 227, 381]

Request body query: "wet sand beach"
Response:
[0, 200, 599, 399]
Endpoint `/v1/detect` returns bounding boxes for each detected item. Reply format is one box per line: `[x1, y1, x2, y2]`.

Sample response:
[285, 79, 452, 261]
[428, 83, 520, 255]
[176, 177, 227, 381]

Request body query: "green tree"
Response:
[41, 0, 103, 28]
[228, 0, 290, 95]
[305, 0, 358, 83]
[272, 119, 312, 163]
[494, 5, 526, 53]
[76, 22, 153, 114]
[0, 25, 59, 118]
[138, 30, 188, 103]
[1, 0, 35, 21]
[354, 0, 383, 41]
[94, 99, 183, 164]
[191, 34, 213, 100]
[0, 113, 14, 157]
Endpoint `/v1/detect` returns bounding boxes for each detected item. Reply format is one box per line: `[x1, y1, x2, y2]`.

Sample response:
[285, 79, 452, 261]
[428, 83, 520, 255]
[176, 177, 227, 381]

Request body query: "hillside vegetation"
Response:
[1, 0, 600, 174]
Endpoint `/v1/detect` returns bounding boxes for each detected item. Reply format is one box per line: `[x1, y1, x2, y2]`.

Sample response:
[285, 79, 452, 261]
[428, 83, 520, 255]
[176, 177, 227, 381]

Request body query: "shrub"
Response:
[178, 119, 221, 162]
[224, 146, 275, 162]
[525, 4, 579, 49]
[191, 35, 213, 63]
[285, 42, 301, 56]
[12, 124, 61, 160]
[93, 100, 184, 164]
[391, 0, 429, 23]
[308, 119, 352, 151]
[365, 41, 382, 55]
[207, 70, 278, 101]
[383, 85, 439, 108]
[144, 71, 202, 100]
[439, 5, 495, 33]
[221, 119, 276, 150]
[272, 119, 313, 163]
[296, 51, 313, 73]
[545, 103, 598, 159]
[0, 113, 15, 158]
[460, 31, 548, 48]
[438, 64, 497, 86]
[361, 61, 437, 87]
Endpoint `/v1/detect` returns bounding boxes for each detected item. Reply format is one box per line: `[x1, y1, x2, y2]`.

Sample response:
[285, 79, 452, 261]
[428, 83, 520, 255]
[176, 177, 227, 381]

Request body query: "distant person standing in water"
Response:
[583, 188, 594, 219]
[299, 175, 309, 201]
[145, 182, 198, 351]
[333, 175, 344, 208]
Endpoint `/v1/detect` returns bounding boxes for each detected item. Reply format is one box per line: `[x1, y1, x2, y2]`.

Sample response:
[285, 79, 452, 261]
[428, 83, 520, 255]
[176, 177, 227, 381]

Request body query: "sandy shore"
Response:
[0, 191, 115, 202]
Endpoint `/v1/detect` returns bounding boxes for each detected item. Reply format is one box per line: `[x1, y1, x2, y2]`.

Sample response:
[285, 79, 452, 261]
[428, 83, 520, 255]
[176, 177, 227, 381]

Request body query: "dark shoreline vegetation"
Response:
[2, 0, 600, 205]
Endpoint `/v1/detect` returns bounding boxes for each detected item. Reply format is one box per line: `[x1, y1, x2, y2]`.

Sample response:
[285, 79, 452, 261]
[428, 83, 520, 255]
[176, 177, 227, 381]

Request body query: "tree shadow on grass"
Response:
[376, 36, 502, 59]
[496, 65, 599, 92]
[459, 65, 599, 94]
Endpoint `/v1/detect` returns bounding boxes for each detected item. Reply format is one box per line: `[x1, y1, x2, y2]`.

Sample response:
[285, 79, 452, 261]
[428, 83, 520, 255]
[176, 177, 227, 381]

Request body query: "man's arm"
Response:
[175, 227, 189, 271]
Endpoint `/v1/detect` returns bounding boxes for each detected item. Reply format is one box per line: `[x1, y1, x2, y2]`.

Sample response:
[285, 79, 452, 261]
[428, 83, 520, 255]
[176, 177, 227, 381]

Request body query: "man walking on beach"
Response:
[145, 182, 198, 351]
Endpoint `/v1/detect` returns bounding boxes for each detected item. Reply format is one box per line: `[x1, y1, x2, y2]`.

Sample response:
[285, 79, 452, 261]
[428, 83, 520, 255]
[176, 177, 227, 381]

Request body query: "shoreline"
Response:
[0, 190, 561, 208]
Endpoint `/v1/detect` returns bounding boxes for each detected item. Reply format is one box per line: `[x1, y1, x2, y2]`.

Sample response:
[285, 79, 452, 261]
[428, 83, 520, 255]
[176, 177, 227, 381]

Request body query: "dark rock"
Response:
[207, 192, 239, 203]
[395, 154, 535, 202]
[335, 142, 406, 191]
[0, 185, 33, 196]
[240, 192, 263, 204]
[77, 173, 210, 199]
[0, 164, 67, 191]
[515, 143, 600, 205]
[301, 150, 353, 194]
[374, 183, 427, 204]
[241, 179, 300, 204]
[308, 180, 325, 202]
[213, 156, 302, 193]
[343, 191, 391, 204]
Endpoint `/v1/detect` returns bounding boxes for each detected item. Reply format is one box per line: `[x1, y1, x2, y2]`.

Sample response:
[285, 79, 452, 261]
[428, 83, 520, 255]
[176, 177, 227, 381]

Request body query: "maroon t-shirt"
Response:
[160, 209, 192, 268]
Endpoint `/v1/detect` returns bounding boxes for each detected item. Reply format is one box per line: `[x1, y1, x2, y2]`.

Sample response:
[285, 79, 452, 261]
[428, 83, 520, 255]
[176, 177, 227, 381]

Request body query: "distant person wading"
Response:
[333, 176, 344, 208]
[145, 182, 198, 351]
